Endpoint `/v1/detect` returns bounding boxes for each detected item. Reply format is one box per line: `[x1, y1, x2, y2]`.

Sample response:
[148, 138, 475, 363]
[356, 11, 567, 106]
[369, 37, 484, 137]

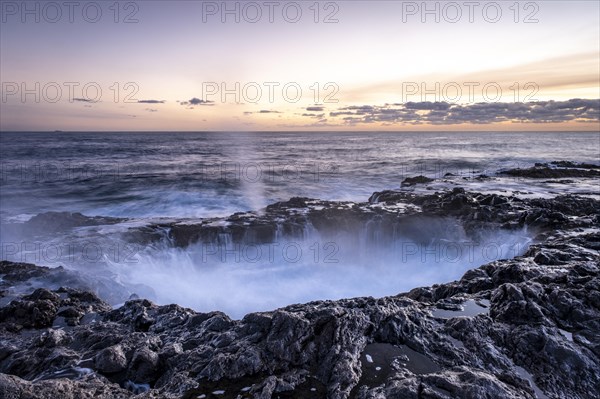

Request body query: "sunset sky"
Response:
[1, 0, 599, 131]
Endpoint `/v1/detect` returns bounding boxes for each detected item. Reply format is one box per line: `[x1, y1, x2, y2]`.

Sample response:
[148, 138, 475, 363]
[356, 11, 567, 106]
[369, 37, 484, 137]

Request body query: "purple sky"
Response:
[1, 0, 599, 131]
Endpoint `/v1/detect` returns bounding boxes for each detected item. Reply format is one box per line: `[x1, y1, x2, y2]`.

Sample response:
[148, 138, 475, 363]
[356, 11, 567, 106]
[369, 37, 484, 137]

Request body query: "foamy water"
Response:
[1, 131, 598, 219]
[105, 225, 531, 318]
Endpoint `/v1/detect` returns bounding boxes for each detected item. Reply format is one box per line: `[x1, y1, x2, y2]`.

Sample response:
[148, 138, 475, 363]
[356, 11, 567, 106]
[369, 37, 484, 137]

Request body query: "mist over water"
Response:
[0, 131, 597, 316]
[107, 222, 531, 318]
[0, 216, 533, 318]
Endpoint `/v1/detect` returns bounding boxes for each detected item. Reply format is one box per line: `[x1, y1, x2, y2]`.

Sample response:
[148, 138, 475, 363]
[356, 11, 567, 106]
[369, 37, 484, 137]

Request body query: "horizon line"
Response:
[1, 130, 600, 134]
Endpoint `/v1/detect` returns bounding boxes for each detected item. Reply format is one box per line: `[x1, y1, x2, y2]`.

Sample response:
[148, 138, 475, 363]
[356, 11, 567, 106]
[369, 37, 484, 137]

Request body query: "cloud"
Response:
[137, 100, 165, 104]
[72, 98, 95, 103]
[145, 108, 158, 112]
[244, 110, 282, 115]
[330, 105, 378, 117]
[327, 99, 600, 125]
[179, 98, 215, 106]
[301, 113, 325, 119]
[403, 101, 451, 110]
[190, 98, 213, 106]
[306, 106, 325, 112]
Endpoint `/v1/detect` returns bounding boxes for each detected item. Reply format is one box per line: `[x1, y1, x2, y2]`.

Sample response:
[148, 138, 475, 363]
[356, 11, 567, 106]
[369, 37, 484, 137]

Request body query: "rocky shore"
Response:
[1, 178, 599, 398]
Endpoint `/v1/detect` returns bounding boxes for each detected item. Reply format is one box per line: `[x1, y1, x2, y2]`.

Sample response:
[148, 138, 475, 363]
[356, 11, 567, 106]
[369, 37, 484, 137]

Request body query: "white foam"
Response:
[104, 225, 532, 319]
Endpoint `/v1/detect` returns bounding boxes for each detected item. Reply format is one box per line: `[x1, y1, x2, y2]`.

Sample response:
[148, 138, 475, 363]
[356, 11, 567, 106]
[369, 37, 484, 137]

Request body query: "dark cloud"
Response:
[343, 105, 375, 113]
[306, 106, 325, 112]
[329, 111, 357, 117]
[302, 113, 325, 119]
[404, 101, 451, 110]
[328, 99, 599, 125]
[179, 98, 215, 106]
[190, 98, 213, 105]
[137, 100, 165, 104]
[73, 98, 95, 103]
[245, 110, 282, 115]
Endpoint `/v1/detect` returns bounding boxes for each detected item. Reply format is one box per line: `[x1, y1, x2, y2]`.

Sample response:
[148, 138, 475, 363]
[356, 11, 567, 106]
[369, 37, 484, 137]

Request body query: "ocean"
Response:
[1, 131, 599, 318]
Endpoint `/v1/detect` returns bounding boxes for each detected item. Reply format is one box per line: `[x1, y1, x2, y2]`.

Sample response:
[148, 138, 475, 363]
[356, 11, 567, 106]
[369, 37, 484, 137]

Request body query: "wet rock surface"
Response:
[123, 186, 597, 250]
[499, 161, 600, 178]
[1, 212, 125, 240]
[400, 175, 434, 187]
[0, 187, 599, 398]
[0, 261, 150, 307]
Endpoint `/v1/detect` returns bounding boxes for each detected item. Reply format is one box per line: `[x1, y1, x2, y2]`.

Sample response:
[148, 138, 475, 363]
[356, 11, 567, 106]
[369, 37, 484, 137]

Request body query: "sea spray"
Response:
[105, 221, 531, 319]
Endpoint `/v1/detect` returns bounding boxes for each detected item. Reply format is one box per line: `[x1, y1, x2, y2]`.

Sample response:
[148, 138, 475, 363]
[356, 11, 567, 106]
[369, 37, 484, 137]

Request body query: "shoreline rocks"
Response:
[0, 187, 599, 398]
[499, 161, 600, 179]
[400, 175, 434, 187]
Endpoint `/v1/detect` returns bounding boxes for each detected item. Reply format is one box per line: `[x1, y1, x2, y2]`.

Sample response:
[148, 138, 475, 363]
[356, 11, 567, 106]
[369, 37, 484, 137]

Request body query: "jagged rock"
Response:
[128, 347, 160, 383]
[95, 345, 128, 374]
[0, 188, 599, 398]
[500, 164, 600, 178]
[401, 175, 434, 187]
[549, 161, 599, 169]
[94, 345, 127, 374]
[0, 373, 132, 399]
[0, 289, 59, 329]
[0, 212, 125, 241]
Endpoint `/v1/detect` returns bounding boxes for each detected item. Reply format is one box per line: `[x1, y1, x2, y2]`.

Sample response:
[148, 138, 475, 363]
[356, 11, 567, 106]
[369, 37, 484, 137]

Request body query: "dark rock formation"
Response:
[121, 187, 598, 254]
[0, 188, 599, 398]
[548, 161, 599, 169]
[500, 162, 600, 178]
[0, 261, 146, 307]
[400, 175, 434, 187]
[1, 212, 125, 241]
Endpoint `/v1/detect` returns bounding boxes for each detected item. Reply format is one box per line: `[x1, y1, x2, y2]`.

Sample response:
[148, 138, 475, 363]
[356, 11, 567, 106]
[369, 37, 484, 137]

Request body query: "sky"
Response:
[0, 0, 599, 131]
